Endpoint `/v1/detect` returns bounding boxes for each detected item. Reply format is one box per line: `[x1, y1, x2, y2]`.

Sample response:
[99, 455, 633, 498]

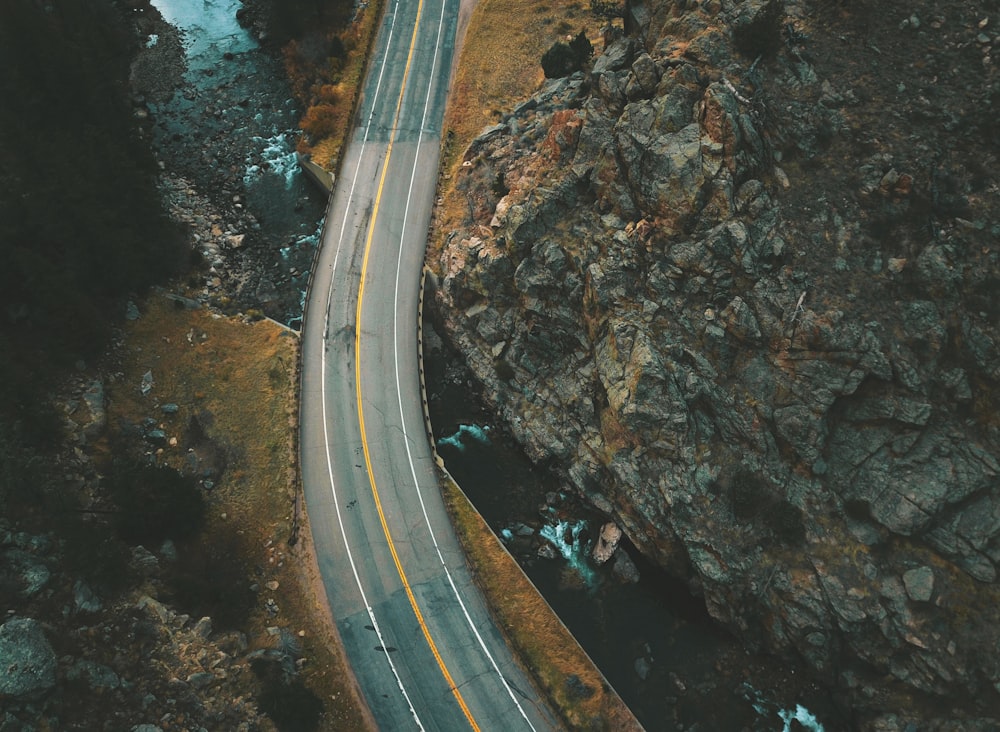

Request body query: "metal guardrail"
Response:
[289, 181, 336, 547]
[417, 266, 445, 468]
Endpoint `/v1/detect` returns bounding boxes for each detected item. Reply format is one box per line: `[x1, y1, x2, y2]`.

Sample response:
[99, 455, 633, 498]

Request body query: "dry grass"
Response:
[445, 0, 592, 164]
[108, 293, 372, 730]
[440, 473, 642, 731]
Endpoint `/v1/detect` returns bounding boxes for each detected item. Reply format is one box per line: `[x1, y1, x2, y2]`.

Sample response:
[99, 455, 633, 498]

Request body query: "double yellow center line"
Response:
[352, 1, 480, 729]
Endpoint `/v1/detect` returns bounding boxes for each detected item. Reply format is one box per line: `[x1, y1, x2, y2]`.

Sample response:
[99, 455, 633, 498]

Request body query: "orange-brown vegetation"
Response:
[283, 7, 381, 170]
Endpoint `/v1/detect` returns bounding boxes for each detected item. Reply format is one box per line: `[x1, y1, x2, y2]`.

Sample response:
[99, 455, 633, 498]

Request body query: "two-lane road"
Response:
[298, 0, 562, 728]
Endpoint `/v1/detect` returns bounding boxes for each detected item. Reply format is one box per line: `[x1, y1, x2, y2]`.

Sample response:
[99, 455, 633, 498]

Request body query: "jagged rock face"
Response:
[433, 0, 1000, 724]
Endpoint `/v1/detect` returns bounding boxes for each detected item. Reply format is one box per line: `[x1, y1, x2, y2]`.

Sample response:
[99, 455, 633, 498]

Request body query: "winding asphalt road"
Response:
[298, 0, 562, 729]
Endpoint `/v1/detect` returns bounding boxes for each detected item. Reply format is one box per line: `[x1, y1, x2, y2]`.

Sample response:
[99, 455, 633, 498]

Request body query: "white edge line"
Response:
[318, 0, 425, 729]
[391, 0, 540, 728]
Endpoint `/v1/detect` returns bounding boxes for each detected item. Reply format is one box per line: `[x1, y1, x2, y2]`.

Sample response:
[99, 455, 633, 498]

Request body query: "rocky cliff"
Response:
[431, 0, 1000, 726]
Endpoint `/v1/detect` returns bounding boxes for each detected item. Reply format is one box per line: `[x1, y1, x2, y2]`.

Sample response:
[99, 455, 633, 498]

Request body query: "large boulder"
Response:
[0, 618, 57, 699]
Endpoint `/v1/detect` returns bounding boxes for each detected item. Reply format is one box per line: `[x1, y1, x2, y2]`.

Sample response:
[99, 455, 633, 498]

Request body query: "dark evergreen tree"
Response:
[570, 30, 594, 66]
[0, 0, 187, 456]
[541, 41, 578, 78]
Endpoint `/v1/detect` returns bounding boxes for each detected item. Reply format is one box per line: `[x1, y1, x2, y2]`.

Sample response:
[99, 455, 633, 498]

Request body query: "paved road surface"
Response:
[299, 0, 563, 729]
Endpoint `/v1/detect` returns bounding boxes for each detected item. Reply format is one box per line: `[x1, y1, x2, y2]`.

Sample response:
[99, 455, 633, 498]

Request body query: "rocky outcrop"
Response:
[0, 521, 268, 731]
[433, 0, 1000, 725]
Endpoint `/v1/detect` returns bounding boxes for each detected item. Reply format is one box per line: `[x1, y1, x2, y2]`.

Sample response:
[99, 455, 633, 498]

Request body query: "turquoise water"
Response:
[146, 0, 325, 327]
[150, 0, 256, 69]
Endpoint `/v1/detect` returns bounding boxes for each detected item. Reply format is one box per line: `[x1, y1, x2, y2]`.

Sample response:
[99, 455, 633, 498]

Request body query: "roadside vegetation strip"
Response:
[112, 293, 372, 730]
[439, 473, 642, 732]
[286, 0, 387, 171]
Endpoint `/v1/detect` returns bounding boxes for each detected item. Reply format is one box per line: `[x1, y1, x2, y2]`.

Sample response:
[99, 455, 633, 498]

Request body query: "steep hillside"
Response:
[430, 0, 1000, 727]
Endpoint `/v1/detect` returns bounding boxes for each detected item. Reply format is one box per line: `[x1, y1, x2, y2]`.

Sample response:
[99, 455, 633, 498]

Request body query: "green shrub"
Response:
[258, 680, 324, 732]
[493, 358, 515, 382]
[106, 460, 205, 546]
[167, 530, 255, 630]
[730, 470, 768, 520]
[765, 500, 806, 545]
[731, 0, 785, 58]
[60, 515, 133, 595]
[729, 469, 806, 546]
[541, 31, 594, 78]
[589, 0, 623, 19]
[569, 30, 594, 65]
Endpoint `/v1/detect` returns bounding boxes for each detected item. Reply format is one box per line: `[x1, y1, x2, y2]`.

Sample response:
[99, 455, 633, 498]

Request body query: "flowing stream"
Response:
[150, 0, 257, 67]
[148, 0, 324, 327]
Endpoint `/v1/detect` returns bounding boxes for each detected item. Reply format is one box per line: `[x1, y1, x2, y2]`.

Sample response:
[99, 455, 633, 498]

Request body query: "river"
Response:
[146, 1, 842, 729]
[145, 0, 325, 327]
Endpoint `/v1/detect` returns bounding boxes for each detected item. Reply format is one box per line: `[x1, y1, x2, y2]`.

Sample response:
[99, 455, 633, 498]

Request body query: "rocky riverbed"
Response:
[430, 0, 1000, 729]
[129, 0, 325, 327]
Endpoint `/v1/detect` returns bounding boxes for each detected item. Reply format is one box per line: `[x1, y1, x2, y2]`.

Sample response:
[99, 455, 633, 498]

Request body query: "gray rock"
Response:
[592, 36, 635, 75]
[140, 370, 154, 397]
[962, 317, 1000, 380]
[634, 655, 651, 681]
[773, 404, 825, 465]
[74, 579, 102, 613]
[163, 293, 201, 310]
[595, 70, 627, 109]
[937, 368, 972, 402]
[81, 379, 107, 441]
[901, 566, 934, 602]
[67, 658, 121, 690]
[614, 119, 706, 221]
[471, 123, 507, 148]
[145, 428, 167, 445]
[159, 539, 177, 562]
[730, 0, 785, 55]
[628, 52, 660, 99]
[0, 618, 57, 699]
[3, 550, 50, 598]
[721, 296, 762, 342]
[537, 543, 558, 560]
[612, 549, 640, 583]
[137, 594, 171, 623]
[193, 616, 213, 639]
[186, 671, 216, 689]
[131, 545, 160, 574]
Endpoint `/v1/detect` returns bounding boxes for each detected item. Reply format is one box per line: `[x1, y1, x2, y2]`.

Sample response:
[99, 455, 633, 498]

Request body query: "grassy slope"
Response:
[108, 294, 372, 730]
